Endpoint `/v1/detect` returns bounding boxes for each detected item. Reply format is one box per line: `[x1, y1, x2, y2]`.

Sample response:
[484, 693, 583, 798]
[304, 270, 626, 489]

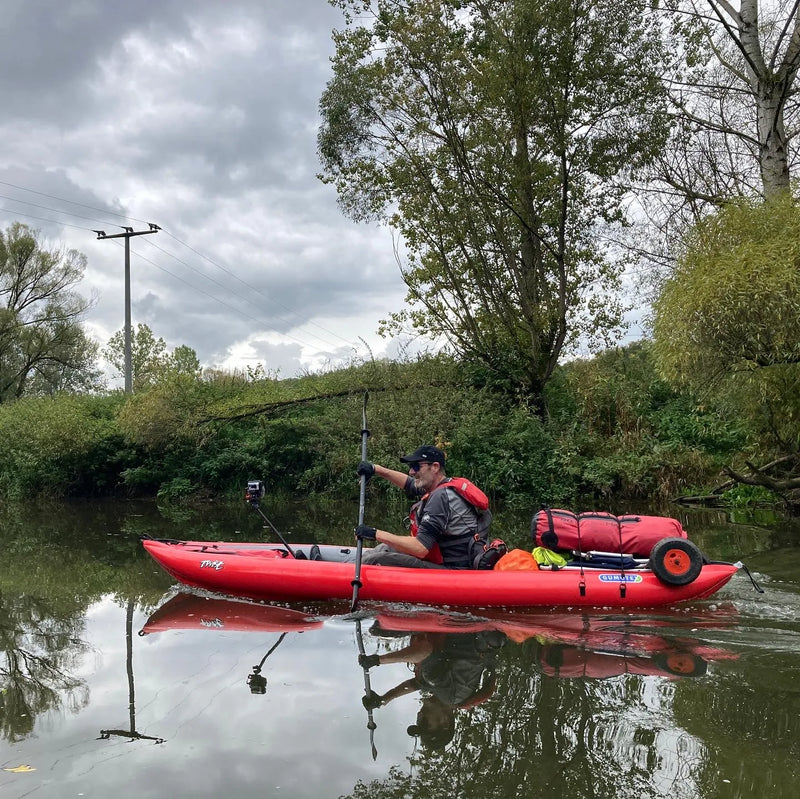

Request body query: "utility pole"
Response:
[93, 224, 160, 393]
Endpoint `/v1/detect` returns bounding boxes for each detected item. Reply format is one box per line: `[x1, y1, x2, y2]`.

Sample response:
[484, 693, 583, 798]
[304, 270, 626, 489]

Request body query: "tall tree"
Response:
[652, 194, 800, 456]
[637, 0, 800, 260]
[702, 0, 800, 197]
[319, 0, 670, 401]
[103, 323, 201, 392]
[0, 223, 100, 402]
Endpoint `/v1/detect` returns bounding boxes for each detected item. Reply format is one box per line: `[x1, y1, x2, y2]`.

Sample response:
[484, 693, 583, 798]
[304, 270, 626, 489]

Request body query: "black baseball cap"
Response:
[399, 445, 446, 466]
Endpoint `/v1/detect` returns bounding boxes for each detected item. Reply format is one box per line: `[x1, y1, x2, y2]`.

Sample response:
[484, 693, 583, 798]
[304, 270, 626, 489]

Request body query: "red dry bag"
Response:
[531, 508, 687, 557]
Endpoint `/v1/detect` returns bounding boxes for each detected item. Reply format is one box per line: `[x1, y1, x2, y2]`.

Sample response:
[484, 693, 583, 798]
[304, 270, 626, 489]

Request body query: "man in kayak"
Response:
[354, 445, 492, 569]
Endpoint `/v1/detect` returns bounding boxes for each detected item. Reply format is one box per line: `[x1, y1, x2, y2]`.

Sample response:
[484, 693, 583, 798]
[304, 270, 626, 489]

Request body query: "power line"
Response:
[0, 202, 354, 358]
[3, 211, 355, 357]
[142, 237, 346, 351]
[0, 180, 356, 349]
[161, 230, 354, 346]
[0, 203, 97, 232]
[0, 179, 150, 224]
[0, 179, 365, 359]
[0, 192, 129, 229]
[124, 241, 348, 355]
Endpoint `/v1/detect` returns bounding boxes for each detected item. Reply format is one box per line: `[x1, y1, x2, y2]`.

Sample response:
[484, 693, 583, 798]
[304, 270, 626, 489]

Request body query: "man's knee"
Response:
[362, 546, 444, 569]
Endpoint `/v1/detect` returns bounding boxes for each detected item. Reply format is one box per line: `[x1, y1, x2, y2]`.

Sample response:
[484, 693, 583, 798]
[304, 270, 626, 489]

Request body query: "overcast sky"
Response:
[1, 0, 649, 387]
[0, 0, 419, 382]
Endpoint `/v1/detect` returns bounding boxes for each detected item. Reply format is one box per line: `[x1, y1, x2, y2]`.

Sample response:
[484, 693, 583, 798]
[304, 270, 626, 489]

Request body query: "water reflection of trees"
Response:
[346, 637, 710, 799]
[0, 501, 190, 745]
[0, 593, 89, 742]
[674, 664, 800, 797]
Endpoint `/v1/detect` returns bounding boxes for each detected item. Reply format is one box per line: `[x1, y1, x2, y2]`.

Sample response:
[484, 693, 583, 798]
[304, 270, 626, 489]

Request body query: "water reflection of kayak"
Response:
[371, 606, 740, 677]
[141, 538, 739, 608]
[139, 592, 323, 634]
[140, 592, 739, 678]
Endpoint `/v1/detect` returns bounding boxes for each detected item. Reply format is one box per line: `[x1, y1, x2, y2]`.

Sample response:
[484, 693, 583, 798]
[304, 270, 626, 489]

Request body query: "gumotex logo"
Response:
[598, 574, 643, 583]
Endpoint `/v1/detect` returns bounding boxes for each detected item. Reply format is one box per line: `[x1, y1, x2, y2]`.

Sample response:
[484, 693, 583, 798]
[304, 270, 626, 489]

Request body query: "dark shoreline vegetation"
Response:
[0, 341, 790, 513]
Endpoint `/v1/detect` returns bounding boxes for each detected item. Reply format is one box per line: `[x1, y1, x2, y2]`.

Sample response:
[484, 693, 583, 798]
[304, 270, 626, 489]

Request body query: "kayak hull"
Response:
[142, 539, 738, 608]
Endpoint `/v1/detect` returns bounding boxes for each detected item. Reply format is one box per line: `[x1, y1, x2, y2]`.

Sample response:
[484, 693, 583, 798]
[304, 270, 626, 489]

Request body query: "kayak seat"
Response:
[309, 544, 322, 561]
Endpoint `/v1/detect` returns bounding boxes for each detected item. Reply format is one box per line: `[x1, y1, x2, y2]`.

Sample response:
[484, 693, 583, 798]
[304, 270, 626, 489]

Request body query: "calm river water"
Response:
[0, 497, 798, 799]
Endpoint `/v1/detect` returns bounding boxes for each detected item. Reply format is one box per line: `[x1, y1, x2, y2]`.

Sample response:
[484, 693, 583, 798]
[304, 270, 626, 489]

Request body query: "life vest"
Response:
[409, 477, 491, 565]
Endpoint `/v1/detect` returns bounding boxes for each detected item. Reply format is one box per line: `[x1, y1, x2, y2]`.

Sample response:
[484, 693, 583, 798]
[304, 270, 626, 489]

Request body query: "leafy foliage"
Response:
[103, 323, 201, 392]
[631, 0, 800, 303]
[652, 194, 800, 455]
[0, 222, 101, 400]
[0, 345, 758, 506]
[544, 343, 743, 500]
[0, 394, 131, 498]
[720, 483, 777, 508]
[319, 0, 670, 399]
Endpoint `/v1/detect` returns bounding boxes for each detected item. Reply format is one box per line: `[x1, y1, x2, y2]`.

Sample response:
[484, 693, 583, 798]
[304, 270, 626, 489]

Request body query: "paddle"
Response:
[350, 391, 370, 612]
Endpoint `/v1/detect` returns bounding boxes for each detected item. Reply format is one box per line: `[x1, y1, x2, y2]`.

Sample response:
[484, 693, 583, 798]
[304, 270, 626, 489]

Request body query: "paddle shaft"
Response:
[350, 392, 369, 611]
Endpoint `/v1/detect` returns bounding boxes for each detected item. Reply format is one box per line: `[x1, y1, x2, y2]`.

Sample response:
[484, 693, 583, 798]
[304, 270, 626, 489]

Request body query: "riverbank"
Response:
[0, 346, 791, 511]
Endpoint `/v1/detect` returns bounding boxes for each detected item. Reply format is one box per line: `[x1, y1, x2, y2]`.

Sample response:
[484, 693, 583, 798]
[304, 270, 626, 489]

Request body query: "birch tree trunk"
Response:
[710, 0, 800, 196]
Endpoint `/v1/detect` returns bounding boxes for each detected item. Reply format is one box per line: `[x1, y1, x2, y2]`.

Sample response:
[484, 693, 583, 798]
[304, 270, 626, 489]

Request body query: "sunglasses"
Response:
[409, 461, 433, 472]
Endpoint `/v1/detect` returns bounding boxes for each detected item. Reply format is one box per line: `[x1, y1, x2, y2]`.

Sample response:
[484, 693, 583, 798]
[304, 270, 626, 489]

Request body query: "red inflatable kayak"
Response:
[142, 538, 739, 608]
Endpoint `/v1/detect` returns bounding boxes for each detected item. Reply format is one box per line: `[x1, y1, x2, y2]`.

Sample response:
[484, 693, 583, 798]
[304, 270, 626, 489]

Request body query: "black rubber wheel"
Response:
[649, 537, 704, 586]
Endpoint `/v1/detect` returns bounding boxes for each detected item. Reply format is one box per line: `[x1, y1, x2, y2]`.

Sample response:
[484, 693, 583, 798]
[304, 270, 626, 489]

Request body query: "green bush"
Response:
[0, 344, 784, 508]
[721, 484, 778, 508]
[0, 394, 129, 498]
[157, 477, 199, 501]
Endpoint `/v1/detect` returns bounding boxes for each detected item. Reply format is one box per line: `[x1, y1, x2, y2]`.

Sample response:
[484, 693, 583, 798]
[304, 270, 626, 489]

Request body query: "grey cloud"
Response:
[0, 2, 409, 378]
[2, 1, 194, 121]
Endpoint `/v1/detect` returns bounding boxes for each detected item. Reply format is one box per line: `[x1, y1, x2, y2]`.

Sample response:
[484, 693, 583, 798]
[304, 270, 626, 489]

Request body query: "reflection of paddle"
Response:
[355, 617, 378, 760]
[350, 392, 370, 612]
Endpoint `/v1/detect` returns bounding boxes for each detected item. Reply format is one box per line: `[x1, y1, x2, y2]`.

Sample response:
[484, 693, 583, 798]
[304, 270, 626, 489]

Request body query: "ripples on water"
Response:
[0, 499, 798, 799]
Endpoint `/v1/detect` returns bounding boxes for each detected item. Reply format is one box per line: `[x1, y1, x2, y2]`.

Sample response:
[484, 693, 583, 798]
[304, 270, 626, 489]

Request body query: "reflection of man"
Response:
[360, 629, 505, 751]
